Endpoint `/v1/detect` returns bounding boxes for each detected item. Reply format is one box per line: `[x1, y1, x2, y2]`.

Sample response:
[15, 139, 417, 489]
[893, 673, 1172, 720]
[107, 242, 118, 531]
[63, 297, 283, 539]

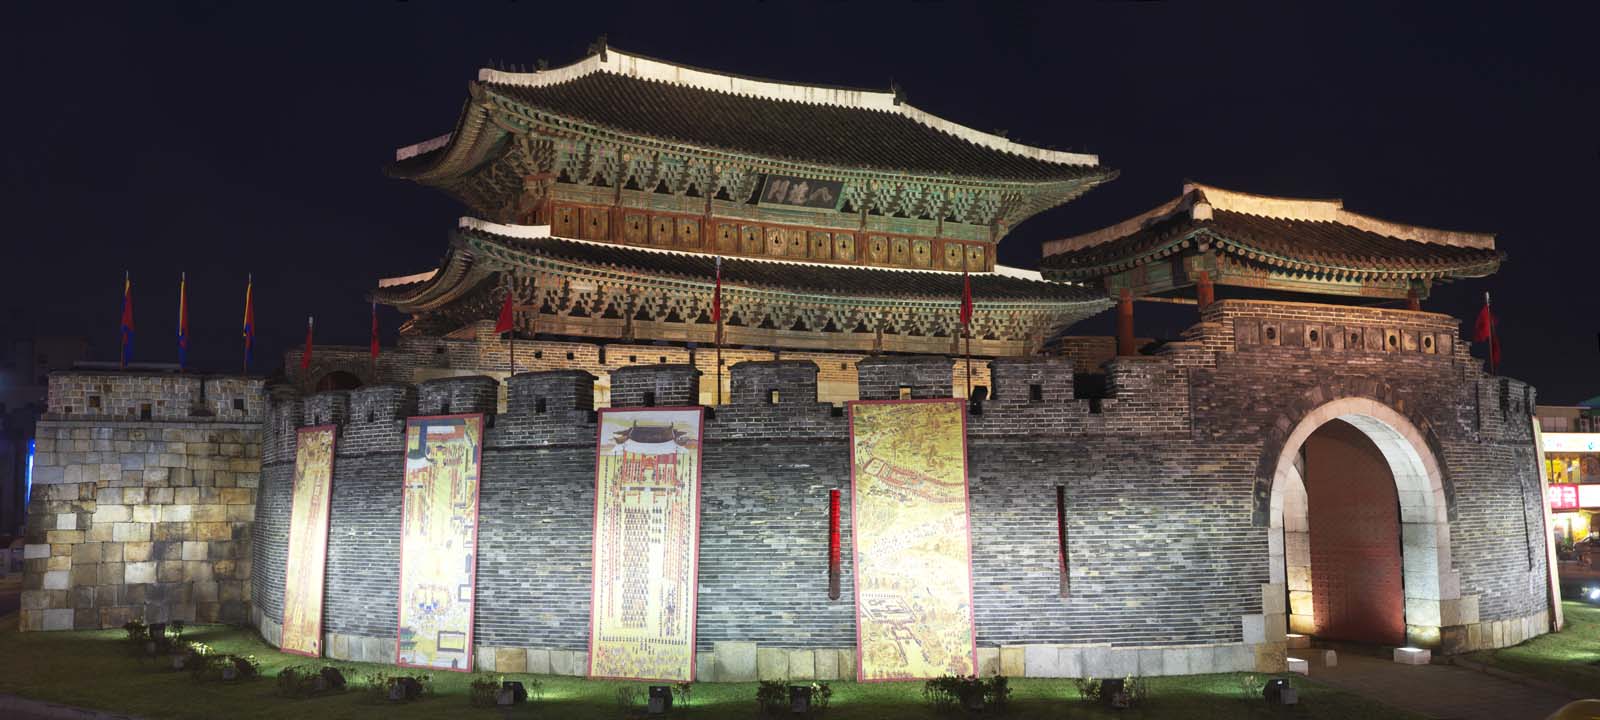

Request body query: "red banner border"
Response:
[282, 424, 337, 659]
[393, 413, 485, 673]
[585, 405, 707, 683]
[846, 397, 978, 683]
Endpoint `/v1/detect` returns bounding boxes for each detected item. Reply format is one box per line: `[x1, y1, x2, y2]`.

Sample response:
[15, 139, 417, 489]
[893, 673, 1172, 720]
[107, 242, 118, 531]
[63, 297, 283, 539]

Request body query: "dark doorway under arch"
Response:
[1303, 418, 1406, 646]
[315, 370, 363, 392]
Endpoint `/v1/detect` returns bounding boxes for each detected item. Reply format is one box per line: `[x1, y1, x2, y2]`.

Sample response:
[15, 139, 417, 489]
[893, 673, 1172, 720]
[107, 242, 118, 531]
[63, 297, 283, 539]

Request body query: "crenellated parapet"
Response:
[340, 384, 419, 456]
[490, 370, 598, 448]
[417, 375, 500, 417]
[856, 355, 954, 400]
[709, 361, 838, 441]
[264, 395, 305, 465]
[45, 372, 265, 423]
[609, 364, 699, 408]
[302, 391, 349, 428]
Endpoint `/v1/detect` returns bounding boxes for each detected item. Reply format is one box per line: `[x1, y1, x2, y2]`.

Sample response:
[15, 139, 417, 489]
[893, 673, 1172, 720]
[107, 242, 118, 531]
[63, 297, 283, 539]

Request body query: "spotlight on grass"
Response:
[648, 685, 673, 715]
[1263, 677, 1297, 705]
[498, 681, 527, 706]
[789, 684, 813, 714]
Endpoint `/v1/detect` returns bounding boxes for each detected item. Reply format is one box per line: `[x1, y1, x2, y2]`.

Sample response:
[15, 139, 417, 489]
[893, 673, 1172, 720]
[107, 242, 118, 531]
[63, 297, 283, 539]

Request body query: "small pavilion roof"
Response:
[392, 45, 1108, 185]
[1040, 183, 1502, 282]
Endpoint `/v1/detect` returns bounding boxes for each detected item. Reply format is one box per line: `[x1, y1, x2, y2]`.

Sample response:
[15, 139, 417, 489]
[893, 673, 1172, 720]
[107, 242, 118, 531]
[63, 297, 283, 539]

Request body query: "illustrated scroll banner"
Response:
[588, 407, 704, 682]
[396, 414, 484, 671]
[282, 426, 336, 657]
[849, 399, 977, 681]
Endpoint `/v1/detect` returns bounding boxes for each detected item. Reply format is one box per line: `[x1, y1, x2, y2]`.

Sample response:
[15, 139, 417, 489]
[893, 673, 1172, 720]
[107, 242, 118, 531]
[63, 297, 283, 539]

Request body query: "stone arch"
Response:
[1252, 381, 1456, 526]
[1265, 395, 1463, 648]
[303, 358, 376, 392]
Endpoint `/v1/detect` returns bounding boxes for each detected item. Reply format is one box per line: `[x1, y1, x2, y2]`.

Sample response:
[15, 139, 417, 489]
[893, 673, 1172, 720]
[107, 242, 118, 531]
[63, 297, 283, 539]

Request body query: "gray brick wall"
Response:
[242, 299, 1551, 664]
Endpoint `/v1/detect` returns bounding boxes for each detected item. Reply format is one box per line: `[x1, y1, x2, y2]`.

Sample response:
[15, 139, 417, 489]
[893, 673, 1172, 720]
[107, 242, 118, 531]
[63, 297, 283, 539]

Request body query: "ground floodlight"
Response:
[789, 684, 813, 714]
[1263, 677, 1297, 705]
[648, 685, 673, 715]
[1097, 677, 1126, 707]
[388, 676, 423, 702]
[318, 667, 346, 691]
[498, 680, 527, 705]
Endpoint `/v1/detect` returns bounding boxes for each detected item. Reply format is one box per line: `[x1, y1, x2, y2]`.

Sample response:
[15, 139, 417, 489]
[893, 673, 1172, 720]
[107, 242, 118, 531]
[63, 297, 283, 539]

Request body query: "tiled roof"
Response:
[1042, 184, 1502, 280]
[457, 224, 1102, 304]
[397, 47, 1107, 184]
[485, 72, 1101, 182]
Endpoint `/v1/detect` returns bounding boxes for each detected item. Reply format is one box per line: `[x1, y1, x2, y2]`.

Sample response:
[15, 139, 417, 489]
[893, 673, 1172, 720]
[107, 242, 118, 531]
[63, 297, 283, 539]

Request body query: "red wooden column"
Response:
[1406, 286, 1422, 311]
[1196, 271, 1215, 311]
[1116, 288, 1136, 356]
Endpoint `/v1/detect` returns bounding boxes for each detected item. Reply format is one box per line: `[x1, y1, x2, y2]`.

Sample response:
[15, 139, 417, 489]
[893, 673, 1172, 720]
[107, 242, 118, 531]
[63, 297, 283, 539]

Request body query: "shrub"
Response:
[615, 685, 642, 711]
[359, 671, 430, 703]
[672, 681, 694, 709]
[1123, 675, 1151, 706]
[1073, 677, 1103, 702]
[190, 654, 259, 683]
[361, 672, 392, 703]
[230, 655, 261, 680]
[756, 680, 789, 715]
[276, 665, 321, 698]
[986, 675, 1011, 709]
[1236, 673, 1262, 701]
[123, 620, 149, 643]
[468, 674, 501, 707]
[810, 681, 833, 711]
[923, 675, 988, 712]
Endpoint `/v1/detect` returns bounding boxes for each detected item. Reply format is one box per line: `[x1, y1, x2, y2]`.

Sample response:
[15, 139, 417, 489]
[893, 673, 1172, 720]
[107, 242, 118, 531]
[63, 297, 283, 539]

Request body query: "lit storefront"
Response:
[1546, 433, 1600, 548]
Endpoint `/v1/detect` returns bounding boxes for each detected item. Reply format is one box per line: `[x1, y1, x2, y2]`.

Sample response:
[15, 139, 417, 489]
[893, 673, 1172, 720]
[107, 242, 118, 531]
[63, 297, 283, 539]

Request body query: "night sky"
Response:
[4, 3, 1596, 401]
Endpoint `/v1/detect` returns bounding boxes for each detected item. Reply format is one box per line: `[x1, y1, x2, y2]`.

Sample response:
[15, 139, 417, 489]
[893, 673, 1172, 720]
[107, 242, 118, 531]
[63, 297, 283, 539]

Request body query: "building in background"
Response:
[0, 337, 87, 537]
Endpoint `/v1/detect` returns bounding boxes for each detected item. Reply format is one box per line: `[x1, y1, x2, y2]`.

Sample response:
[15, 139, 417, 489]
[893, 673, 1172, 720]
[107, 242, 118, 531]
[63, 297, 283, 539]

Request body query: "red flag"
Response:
[300, 316, 314, 370]
[1474, 292, 1500, 372]
[177, 272, 188, 370]
[494, 289, 515, 334]
[959, 265, 973, 328]
[370, 301, 380, 360]
[241, 275, 255, 372]
[119, 272, 135, 368]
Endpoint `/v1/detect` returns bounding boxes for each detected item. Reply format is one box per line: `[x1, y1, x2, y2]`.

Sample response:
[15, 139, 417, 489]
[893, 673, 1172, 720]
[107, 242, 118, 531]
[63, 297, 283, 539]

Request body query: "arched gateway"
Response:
[1267, 397, 1460, 649]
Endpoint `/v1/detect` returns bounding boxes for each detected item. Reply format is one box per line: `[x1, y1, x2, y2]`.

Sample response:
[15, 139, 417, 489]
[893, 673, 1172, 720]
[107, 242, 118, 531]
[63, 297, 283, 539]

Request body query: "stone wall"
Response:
[240, 299, 1551, 680]
[20, 373, 264, 631]
[289, 320, 995, 407]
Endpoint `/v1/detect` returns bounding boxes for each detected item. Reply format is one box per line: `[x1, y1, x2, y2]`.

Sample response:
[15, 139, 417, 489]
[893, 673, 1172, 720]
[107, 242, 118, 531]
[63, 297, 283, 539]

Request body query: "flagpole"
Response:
[714, 256, 724, 407]
[963, 252, 972, 401]
[1486, 291, 1496, 376]
[121, 270, 130, 370]
[178, 271, 186, 373]
[509, 278, 517, 377]
[242, 273, 253, 376]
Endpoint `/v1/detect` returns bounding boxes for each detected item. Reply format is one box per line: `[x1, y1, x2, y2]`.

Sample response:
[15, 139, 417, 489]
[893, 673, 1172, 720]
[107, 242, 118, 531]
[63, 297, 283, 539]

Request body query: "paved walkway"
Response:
[1303, 650, 1578, 720]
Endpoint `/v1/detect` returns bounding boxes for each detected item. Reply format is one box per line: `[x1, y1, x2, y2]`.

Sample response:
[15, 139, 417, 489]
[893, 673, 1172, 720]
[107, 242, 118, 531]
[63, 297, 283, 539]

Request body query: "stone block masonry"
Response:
[21, 373, 264, 631]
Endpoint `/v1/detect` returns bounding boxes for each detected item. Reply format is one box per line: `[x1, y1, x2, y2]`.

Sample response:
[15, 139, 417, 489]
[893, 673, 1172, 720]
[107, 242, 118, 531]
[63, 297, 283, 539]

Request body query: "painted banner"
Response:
[282, 425, 336, 657]
[849, 398, 976, 681]
[397, 414, 483, 671]
[588, 407, 704, 681]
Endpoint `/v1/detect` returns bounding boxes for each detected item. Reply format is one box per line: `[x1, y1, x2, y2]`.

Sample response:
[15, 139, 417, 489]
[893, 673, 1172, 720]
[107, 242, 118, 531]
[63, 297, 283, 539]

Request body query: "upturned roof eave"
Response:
[375, 221, 1110, 313]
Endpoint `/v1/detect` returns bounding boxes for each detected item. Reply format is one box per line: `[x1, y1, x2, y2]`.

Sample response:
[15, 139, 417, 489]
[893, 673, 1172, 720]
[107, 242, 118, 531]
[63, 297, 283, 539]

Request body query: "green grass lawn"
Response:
[0, 615, 1420, 719]
[1466, 600, 1600, 697]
